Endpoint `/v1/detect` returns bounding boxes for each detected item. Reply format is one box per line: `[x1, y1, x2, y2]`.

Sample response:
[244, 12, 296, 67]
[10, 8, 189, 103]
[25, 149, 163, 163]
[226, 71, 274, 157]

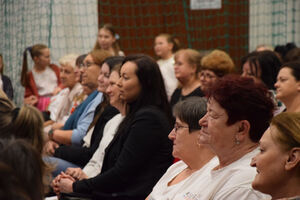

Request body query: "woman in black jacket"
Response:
[54, 54, 174, 200]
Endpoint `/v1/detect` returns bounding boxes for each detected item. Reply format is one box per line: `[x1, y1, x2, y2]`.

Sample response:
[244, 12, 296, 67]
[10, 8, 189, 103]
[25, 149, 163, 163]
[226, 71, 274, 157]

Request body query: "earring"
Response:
[235, 138, 240, 145]
[196, 136, 201, 148]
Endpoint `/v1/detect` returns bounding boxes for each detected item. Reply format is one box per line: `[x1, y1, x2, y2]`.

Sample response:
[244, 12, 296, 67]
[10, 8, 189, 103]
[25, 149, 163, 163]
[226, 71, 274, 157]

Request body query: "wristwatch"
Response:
[48, 129, 54, 140]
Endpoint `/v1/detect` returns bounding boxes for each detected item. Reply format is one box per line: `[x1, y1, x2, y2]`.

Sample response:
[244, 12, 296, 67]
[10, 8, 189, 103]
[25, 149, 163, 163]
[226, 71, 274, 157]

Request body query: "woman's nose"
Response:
[199, 113, 208, 127]
[168, 128, 176, 141]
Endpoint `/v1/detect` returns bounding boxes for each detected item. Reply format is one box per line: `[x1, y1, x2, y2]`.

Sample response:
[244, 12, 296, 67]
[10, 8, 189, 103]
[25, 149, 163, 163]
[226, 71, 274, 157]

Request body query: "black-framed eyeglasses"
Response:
[174, 124, 189, 133]
[174, 123, 202, 133]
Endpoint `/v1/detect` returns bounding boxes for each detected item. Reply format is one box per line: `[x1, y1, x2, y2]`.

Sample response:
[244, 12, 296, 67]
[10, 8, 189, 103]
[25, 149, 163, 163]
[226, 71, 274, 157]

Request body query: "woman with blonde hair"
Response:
[170, 48, 204, 108]
[251, 112, 300, 199]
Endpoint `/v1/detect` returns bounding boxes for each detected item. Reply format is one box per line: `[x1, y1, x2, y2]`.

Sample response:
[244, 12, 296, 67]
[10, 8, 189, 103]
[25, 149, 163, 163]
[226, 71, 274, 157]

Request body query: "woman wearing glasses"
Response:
[146, 97, 216, 200]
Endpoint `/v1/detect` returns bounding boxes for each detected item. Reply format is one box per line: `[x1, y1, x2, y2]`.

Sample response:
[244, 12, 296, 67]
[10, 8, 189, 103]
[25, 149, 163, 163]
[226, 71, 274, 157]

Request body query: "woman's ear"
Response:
[236, 120, 250, 135]
[285, 147, 300, 171]
[167, 43, 174, 52]
[33, 56, 39, 63]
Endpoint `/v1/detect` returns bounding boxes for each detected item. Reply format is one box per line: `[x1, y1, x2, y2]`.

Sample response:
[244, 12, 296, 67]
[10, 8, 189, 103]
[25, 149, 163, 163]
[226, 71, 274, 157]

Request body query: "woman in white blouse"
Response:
[147, 97, 216, 200]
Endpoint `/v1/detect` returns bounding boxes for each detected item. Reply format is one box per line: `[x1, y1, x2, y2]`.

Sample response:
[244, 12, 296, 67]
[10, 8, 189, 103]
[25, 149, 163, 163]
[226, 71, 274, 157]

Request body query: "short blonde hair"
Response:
[271, 112, 300, 151]
[59, 54, 79, 69]
[201, 49, 235, 77]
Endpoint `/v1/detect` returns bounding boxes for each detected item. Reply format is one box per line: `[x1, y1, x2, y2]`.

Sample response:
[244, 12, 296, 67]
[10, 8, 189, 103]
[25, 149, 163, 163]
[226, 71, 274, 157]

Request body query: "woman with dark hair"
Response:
[242, 50, 283, 114]
[241, 50, 281, 90]
[275, 61, 300, 112]
[190, 75, 274, 199]
[55, 54, 173, 200]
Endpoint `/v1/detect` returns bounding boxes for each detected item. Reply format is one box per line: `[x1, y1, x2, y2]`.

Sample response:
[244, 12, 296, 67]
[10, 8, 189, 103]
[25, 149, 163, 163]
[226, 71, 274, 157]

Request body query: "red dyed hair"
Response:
[207, 74, 274, 142]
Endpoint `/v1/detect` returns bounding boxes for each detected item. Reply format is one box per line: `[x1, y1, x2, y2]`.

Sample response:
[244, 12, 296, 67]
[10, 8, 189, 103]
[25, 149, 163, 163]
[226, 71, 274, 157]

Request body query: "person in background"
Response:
[21, 44, 61, 111]
[251, 112, 300, 200]
[54, 54, 173, 200]
[154, 33, 180, 100]
[93, 23, 124, 56]
[241, 50, 281, 90]
[147, 97, 216, 200]
[0, 54, 13, 100]
[255, 44, 274, 52]
[170, 49, 204, 108]
[275, 61, 300, 113]
[274, 42, 297, 63]
[200, 49, 235, 95]
[284, 47, 300, 63]
[194, 75, 274, 199]
[241, 50, 283, 114]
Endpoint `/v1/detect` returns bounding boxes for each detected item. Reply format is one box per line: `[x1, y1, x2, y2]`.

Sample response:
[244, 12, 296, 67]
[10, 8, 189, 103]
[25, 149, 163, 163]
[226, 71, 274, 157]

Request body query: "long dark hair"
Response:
[115, 54, 173, 136]
[246, 50, 281, 90]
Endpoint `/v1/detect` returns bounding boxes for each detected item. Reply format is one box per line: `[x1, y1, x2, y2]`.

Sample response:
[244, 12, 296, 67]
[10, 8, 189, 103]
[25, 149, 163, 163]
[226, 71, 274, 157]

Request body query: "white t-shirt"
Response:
[163, 148, 270, 200]
[32, 66, 57, 96]
[83, 113, 124, 178]
[157, 56, 178, 101]
[148, 157, 218, 200]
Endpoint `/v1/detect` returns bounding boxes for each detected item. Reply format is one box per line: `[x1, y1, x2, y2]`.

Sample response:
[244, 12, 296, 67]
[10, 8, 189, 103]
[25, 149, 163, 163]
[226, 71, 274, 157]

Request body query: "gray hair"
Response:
[173, 97, 207, 132]
[58, 54, 79, 69]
